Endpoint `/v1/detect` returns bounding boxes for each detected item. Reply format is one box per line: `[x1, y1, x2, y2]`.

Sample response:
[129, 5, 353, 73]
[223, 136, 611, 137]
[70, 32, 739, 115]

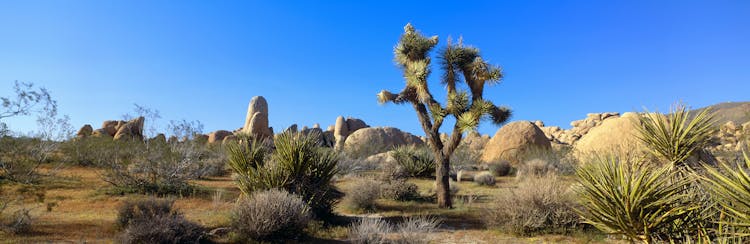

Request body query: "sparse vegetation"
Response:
[700, 152, 750, 237]
[231, 189, 312, 241]
[484, 175, 579, 236]
[487, 160, 511, 176]
[116, 198, 206, 244]
[342, 178, 381, 212]
[380, 179, 420, 201]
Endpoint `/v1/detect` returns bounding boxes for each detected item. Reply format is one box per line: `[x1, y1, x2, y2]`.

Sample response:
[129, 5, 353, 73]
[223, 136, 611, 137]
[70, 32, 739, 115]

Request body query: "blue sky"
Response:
[1, 1, 748, 137]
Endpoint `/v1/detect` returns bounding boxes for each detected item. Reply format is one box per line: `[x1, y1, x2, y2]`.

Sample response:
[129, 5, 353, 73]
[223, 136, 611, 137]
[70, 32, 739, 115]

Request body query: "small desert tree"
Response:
[378, 24, 511, 208]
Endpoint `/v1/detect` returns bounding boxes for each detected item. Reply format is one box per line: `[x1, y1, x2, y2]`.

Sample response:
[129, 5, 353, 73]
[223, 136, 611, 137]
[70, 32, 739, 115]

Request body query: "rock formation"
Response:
[207, 130, 233, 144]
[480, 121, 551, 166]
[113, 116, 145, 141]
[76, 124, 93, 138]
[334, 116, 369, 150]
[242, 96, 273, 139]
[343, 127, 423, 156]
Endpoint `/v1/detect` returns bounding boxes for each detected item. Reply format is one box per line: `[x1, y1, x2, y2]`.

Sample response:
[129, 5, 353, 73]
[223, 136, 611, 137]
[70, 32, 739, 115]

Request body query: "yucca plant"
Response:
[700, 152, 750, 237]
[227, 131, 341, 218]
[575, 156, 697, 243]
[391, 145, 435, 178]
[635, 103, 716, 167]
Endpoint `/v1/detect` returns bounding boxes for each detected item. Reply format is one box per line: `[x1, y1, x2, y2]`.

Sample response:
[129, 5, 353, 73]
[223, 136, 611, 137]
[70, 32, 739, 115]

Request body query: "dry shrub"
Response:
[343, 178, 381, 211]
[231, 189, 312, 241]
[488, 160, 511, 176]
[349, 217, 392, 244]
[515, 158, 556, 179]
[116, 198, 205, 244]
[473, 171, 496, 186]
[381, 179, 420, 201]
[484, 175, 579, 236]
[394, 215, 441, 244]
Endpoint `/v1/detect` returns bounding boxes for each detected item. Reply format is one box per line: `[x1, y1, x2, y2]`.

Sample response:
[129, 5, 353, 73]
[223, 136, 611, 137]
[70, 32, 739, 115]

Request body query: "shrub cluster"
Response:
[349, 216, 440, 244]
[487, 161, 511, 176]
[380, 179, 420, 201]
[342, 178, 381, 212]
[473, 172, 496, 186]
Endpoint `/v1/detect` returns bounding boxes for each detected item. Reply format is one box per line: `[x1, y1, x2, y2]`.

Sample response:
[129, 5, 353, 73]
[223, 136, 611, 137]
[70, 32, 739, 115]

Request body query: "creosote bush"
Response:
[116, 198, 205, 244]
[391, 145, 435, 178]
[473, 171, 495, 186]
[231, 189, 312, 241]
[380, 179, 420, 201]
[349, 217, 391, 244]
[342, 178, 381, 212]
[484, 175, 579, 236]
[348, 216, 441, 244]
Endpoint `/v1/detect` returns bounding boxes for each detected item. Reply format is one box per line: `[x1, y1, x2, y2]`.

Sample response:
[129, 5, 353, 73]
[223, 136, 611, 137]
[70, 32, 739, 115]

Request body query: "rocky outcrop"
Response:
[76, 124, 93, 138]
[208, 130, 233, 144]
[480, 121, 551, 166]
[344, 127, 423, 156]
[573, 112, 644, 159]
[334, 116, 370, 150]
[242, 96, 273, 139]
[709, 121, 749, 152]
[538, 112, 621, 145]
[149, 133, 167, 144]
[113, 116, 145, 141]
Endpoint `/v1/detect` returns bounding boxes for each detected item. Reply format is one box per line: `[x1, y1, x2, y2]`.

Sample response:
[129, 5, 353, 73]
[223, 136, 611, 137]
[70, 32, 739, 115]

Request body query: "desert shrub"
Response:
[484, 175, 579, 236]
[700, 152, 750, 237]
[450, 140, 483, 169]
[381, 179, 420, 201]
[395, 215, 441, 244]
[474, 171, 495, 186]
[343, 178, 381, 212]
[429, 182, 459, 196]
[193, 145, 228, 178]
[635, 103, 716, 167]
[515, 158, 556, 179]
[116, 198, 205, 244]
[391, 145, 435, 178]
[228, 132, 341, 219]
[0, 136, 60, 184]
[575, 156, 697, 243]
[0, 183, 55, 235]
[518, 147, 577, 176]
[101, 140, 206, 195]
[231, 189, 312, 241]
[487, 161, 511, 176]
[337, 154, 381, 176]
[349, 217, 391, 244]
[59, 136, 117, 166]
[379, 160, 410, 181]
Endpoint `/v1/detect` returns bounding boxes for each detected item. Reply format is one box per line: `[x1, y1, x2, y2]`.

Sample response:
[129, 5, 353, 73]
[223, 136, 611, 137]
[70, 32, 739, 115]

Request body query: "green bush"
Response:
[228, 132, 341, 218]
[484, 175, 579, 236]
[231, 189, 312, 241]
[391, 145, 435, 178]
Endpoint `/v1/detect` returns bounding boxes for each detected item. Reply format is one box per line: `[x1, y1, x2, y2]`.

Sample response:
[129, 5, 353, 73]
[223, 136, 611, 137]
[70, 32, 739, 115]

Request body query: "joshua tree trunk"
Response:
[434, 151, 452, 208]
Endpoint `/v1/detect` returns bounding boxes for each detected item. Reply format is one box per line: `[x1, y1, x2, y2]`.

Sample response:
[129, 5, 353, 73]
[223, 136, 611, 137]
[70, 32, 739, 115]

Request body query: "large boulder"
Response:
[333, 116, 369, 150]
[113, 116, 145, 141]
[208, 130, 233, 144]
[76, 124, 93, 138]
[480, 121, 551, 166]
[101, 120, 119, 137]
[343, 127, 423, 157]
[242, 96, 272, 138]
[573, 112, 645, 159]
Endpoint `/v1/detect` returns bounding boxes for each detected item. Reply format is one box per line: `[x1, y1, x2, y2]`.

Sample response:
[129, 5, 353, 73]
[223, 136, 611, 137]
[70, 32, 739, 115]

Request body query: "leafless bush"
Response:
[349, 217, 391, 244]
[231, 189, 312, 241]
[484, 175, 579, 236]
[487, 160, 511, 176]
[343, 178, 381, 211]
[395, 215, 441, 244]
[116, 198, 205, 244]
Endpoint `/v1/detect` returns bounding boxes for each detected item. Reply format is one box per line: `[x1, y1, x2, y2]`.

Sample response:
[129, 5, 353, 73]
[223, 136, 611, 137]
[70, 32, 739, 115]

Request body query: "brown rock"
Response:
[76, 124, 93, 138]
[574, 112, 646, 160]
[344, 127, 424, 156]
[208, 130, 233, 144]
[480, 121, 551, 166]
[113, 116, 145, 141]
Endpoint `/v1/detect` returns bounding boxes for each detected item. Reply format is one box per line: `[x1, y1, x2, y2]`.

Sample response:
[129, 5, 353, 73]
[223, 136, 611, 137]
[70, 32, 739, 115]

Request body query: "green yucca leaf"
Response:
[700, 152, 750, 236]
[575, 156, 696, 243]
[635, 103, 716, 167]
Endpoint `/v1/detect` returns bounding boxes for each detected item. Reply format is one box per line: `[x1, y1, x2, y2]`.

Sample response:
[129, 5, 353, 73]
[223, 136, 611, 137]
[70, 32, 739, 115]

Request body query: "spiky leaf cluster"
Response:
[635, 103, 716, 167]
[700, 152, 750, 236]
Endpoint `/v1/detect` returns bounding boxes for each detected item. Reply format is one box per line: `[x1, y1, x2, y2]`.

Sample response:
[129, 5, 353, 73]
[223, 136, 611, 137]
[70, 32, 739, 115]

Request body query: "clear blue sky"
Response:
[1, 1, 748, 137]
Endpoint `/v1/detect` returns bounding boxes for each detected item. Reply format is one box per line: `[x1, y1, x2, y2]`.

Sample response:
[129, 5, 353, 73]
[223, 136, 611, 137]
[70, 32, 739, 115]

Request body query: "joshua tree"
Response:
[378, 24, 511, 208]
